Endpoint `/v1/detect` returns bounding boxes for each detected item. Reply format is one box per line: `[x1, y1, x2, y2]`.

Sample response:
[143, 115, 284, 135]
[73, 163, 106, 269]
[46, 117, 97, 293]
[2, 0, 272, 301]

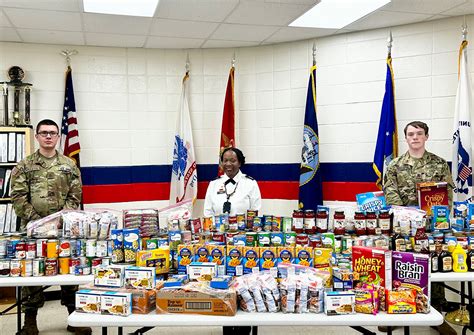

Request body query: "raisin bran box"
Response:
[391, 251, 431, 313]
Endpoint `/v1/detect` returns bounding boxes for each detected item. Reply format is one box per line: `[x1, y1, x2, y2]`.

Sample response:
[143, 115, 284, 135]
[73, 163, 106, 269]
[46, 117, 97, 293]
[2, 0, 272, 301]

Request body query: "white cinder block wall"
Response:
[0, 15, 473, 216]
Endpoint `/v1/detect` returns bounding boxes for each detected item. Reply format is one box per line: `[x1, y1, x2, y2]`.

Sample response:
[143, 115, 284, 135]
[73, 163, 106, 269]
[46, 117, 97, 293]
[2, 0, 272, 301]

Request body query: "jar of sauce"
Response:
[304, 210, 317, 234]
[378, 210, 391, 235]
[292, 210, 304, 234]
[366, 211, 377, 235]
[354, 212, 367, 236]
[315, 209, 328, 233]
[333, 211, 346, 235]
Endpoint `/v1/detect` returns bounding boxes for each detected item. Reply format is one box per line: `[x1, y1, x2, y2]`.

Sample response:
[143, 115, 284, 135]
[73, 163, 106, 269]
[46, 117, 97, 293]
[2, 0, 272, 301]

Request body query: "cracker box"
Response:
[242, 246, 259, 274]
[94, 265, 126, 288]
[124, 266, 156, 289]
[226, 246, 243, 276]
[177, 244, 194, 274]
[417, 181, 448, 216]
[194, 244, 211, 263]
[352, 246, 392, 290]
[259, 247, 277, 270]
[324, 291, 355, 315]
[392, 251, 430, 313]
[75, 289, 102, 314]
[208, 244, 226, 266]
[294, 246, 313, 267]
[136, 247, 170, 274]
[100, 291, 132, 316]
[187, 262, 217, 281]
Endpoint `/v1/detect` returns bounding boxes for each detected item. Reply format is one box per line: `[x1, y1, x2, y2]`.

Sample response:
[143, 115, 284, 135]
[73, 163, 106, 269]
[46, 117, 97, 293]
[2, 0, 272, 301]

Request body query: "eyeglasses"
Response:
[37, 131, 59, 137]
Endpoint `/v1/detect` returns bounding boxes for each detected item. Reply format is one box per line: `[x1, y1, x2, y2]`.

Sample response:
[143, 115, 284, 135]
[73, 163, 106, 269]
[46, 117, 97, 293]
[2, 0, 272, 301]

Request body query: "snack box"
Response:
[187, 262, 217, 281]
[124, 266, 156, 290]
[226, 246, 243, 276]
[164, 274, 190, 288]
[136, 247, 170, 274]
[242, 246, 259, 274]
[324, 291, 355, 315]
[208, 244, 226, 266]
[156, 286, 237, 316]
[100, 291, 132, 316]
[194, 244, 211, 262]
[75, 289, 102, 314]
[352, 246, 392, 290]
[294, 246, 313, 267]
[177, 244, 194, 274]
[259, 247, 277, 270]
[392, 251, 430, 313]
[210, 275, 233, 289]
[94, 265, 127, 288]
[123, 228, 140, 263]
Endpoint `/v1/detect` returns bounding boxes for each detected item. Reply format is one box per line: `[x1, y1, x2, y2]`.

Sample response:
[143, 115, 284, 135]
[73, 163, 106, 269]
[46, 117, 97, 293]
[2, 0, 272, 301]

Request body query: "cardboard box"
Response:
[352, 246, 392, 290]
[130, 288, 156, 314]
[417, 181, 448, 216]
[156, 288, 237, 316]
[75, 290, 101, 314]
[124, 266, 156, 289]
[94, 265, 126, 288]
[136, 247, 170, 274]
[324, 291, 355, 315]
[187, 262, 217, 281]
[100, 291, 132, 316]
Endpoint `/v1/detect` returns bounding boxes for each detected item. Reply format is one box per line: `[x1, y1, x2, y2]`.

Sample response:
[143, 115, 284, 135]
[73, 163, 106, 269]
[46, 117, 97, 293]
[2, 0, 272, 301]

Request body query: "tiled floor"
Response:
[1, 300, 467, 335]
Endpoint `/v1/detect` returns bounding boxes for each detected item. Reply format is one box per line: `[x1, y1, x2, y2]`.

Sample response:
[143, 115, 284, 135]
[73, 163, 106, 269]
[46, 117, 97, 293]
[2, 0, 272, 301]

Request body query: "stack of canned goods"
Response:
[0, 235, 112, 277]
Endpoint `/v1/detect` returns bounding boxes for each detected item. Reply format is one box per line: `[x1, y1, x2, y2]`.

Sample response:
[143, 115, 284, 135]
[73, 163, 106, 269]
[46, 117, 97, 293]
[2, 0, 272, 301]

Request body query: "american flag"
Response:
[459, 163, 472, 181]
[61, 66, 80, 165]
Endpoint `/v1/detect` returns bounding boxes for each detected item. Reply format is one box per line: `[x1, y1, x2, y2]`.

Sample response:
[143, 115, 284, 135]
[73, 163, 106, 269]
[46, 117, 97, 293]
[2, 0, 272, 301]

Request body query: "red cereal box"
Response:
[352, 246, 392, 289]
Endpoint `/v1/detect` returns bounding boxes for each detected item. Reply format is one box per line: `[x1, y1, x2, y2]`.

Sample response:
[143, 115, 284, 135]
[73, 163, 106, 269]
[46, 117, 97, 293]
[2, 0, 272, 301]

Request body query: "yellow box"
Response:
[136, 247, 170, 274]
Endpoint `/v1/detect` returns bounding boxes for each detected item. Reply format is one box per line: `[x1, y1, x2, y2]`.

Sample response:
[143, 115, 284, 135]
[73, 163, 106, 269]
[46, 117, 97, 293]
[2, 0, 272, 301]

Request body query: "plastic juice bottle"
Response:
[452, 243, 468, 272]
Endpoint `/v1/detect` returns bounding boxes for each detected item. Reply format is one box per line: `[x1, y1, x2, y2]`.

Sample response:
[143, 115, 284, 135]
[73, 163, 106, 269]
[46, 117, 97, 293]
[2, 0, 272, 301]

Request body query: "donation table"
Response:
[0, 275, 94, 333]
[68, 308, 443, 335]
[431, 272, 474, 335]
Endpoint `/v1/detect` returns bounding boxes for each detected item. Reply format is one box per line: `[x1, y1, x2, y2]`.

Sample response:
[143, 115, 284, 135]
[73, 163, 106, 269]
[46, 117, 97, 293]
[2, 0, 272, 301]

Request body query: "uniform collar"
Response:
[223, 170, 243, 184]
[33, 150, 59, 166]
[401, 150, 432, 166]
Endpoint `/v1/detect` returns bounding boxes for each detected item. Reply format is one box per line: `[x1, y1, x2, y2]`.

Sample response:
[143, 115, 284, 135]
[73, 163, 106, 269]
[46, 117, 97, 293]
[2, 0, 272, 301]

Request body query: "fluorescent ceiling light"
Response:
[290, 0, 391, 29]
[83, 0, 159, 17]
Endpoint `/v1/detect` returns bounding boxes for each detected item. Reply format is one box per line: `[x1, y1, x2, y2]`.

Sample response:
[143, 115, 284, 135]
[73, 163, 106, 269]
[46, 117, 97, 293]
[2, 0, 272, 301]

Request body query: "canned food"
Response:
[145, 238, 158, 250]
[0, 238, 7, 258]
[86, 239, 96, 257]
[59, 257, 70, 274]
[296, 234, 309, 246]
[69, 257, 81, 274]
[10, 259, 21, 277]
[15, 241, 26, 259]
[212, 232, 225, 243]
[59, 239, 71, 257]
[309, 235, 322, 248]
[236, 214, 246, 231]
[21, 259, 33, 277]
[181, 230, 192, 244]
[77, 239, 87, 257]
[252, 217, 263, 232]
[198, 232, 212, 244]
[228, 216, 238, 231]
[189, 218, 202, 234]
[233, 234, 247, 246]
[281, 217, 293, 233]
[26, 241, 36, 259]
[36, 239, 47, 258]
[101, 257, 111, 266]
[202, 217, 213, 231]
[46, 240, 59, 258]
[75, 264, 91, 276]
[157, 238, 168, 247]
[45, 258, 58, 276]
[91, 258, 102, 267]
[270, 232, 284, 246]
[96, 240, 108, 257]
[226, 231, 239, 245]
[245, 232, 258, 247]
[33, 258, 45, 277]
[262, 215, 273, 232]
[0, 259, 10, 277]
[7, 239, 21, 259]
[69, 239, 78, 257]
[168, 231, 182, 251]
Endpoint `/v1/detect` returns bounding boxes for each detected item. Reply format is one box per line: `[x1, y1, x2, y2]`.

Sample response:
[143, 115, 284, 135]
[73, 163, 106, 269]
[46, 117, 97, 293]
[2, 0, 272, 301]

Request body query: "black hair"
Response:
[36, 119, 59, 133]
[404, 121, 429, 136]
[220, 147, 245, 166]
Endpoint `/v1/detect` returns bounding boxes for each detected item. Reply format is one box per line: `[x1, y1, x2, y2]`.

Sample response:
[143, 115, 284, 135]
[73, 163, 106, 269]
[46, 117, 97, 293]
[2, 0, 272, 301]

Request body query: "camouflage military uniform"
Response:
[384, 150, 453, 310]
[11, 150, 82, 312]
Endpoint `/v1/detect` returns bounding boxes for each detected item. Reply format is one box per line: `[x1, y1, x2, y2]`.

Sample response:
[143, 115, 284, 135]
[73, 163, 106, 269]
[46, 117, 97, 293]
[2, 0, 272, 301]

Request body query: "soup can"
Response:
[36, 239, 47, 258]
[69, 257, 81, 274]
[33, 258, 45, 277]
[21, 259, 33, 277]
[0, 259, 10, 277]
[258, 232, 271, 247]
[46, 240, 59, 258]
[45, 258, 58, 276]
[15, 241, 26, 259]
[284, 232, 296, 246]
[26, 241, 36, 259]
[58, 239, 71, 258]
[59, 257, 70, 274]
[296, 234, 309, 246]
[10, 259, 21, 277]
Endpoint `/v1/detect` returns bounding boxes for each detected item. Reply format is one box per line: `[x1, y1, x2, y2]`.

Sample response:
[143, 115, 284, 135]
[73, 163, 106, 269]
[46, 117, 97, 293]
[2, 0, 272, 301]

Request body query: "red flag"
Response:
[218, 66, 235, 175]
[60, 66, 80, 166]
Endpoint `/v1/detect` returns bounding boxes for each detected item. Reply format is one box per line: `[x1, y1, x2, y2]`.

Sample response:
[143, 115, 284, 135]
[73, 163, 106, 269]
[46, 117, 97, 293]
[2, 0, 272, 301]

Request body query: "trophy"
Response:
[1, 66, 33, 126]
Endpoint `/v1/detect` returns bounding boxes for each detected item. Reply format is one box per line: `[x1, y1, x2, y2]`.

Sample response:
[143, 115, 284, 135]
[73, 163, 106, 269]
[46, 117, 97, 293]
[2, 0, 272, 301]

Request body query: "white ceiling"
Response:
[0, 0, 473, 49]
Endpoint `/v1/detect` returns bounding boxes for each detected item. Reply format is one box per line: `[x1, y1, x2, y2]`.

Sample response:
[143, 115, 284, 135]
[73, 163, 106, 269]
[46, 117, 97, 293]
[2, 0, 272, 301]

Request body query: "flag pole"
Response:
[60, 49, 78, 68]
[387, 30, 393, 57]
[231, 51, 236, 68]
[312, 42, 316, 66]
[185, 53, 190, 74]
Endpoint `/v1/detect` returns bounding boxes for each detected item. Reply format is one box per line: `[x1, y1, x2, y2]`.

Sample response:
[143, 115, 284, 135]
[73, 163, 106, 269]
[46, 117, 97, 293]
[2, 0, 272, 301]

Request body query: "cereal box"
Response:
[242, 246, 259, 274]
[392, 251, 430, 313]
[136, 247, 170, 274]
[294, 246, 313, 267]
[124, 266, 156, 290]
[100, 291, 132, 316]
[208, 244, 226, 266]
[75, 289, 101, 314]
[259, 247, 277, 270]
[194, 244, 211, 263]
[226, 246, 243, 276]
[352, 246, 392, 290]
[417, 181, 448, 216]
[177, 244, 194, 274]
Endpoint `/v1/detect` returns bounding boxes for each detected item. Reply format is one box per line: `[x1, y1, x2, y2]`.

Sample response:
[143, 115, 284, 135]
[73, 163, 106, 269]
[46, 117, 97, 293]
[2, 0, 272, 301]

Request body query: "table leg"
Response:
[403, 326, 410, 335]
[251, 326, 258, 335]
[387, 326, 392, 335]
[101, 326, 107, 335]
[16, 285, 22, 334]
[118, 326, 123, 335]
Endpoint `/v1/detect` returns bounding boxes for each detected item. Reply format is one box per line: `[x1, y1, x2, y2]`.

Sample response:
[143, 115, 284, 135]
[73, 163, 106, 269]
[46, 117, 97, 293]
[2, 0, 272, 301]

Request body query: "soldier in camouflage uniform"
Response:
[383, 121, 456, 335]
[11, 119, 90, 335]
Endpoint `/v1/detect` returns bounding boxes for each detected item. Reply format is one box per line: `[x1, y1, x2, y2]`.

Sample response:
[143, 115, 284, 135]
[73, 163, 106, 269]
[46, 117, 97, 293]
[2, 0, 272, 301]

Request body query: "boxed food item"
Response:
[75, 289, 102, 314]
[276, 246, 294, 266]
[294, 246, 313, 267]
[259, 247, 277, 270]
[94, 265, 126, 288]
[177, 244, 194, 274]
[356, 191, 386, 212]
[387, 289, 416, 314]
[417, 181, 448, 216]
[187, 262, 217, 281]
[392, 251, 430, 313]
[194, 245, 211, 262]
[123, 228, 141, 263]
[208, 244, 226, 266]
[210, 275, 233, 289]
[226, 246, 243, 276]
[324, 291, 355, 315]
[129, 288, 156, 314]
[124, 266, 156, 290]
[156, 284, 237, 316]
[352, 246, 392, 290]
[163, 274, 190, 288]
[101, 291, 132, 316]
[242, 246, 259, 274]
[313, 247, 333, 288]
[136, 247, 170, 274]
[354, 288, 378, 315]
[431, 206, 450, 231]
[333, 267, 353, 291]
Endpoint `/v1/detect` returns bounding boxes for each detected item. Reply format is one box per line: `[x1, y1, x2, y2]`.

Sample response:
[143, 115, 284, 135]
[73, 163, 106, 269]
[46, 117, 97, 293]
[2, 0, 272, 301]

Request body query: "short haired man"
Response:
[383, 121, 456, 335]
[11, 119, 90, 335]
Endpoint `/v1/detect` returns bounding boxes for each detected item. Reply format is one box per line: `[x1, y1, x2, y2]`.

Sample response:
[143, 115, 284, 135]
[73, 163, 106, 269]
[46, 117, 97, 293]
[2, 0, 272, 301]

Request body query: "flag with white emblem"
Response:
[373, 54, 398, 190]
[452, 38, 473, 201]
[60, 66, 80, 165]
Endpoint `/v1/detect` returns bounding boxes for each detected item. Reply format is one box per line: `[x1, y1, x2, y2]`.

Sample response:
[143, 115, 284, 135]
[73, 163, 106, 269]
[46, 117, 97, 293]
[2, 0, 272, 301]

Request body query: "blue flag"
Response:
[373, 56, 398, 189]
[298, 65, 323, 210]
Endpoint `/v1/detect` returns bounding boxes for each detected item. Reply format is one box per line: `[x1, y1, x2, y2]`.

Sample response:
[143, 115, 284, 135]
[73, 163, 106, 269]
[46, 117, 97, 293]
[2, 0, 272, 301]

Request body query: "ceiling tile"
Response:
[0, 0, 80, 11]
[85, 33, 146, 48]
[0, 9, 11, 27]
[264, 0, 319, 5]
[17, 28, 84, 45]
[155, 0, 239, 22]
[145, 36, 204, 48]
[150, 18, 218, 39]
[344, 10, 432, 31]
[382, 0, 466, 14]
[0, 27, 21, 41]
[211, 23, 278, 42]
[201, 39, 259, 48]
[441, 1, 474, 16]
[225, 1, 309, 25]
[265, 27, 338, 44]
[3, 8, 82, 31]
[83, 13, 152, 35]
